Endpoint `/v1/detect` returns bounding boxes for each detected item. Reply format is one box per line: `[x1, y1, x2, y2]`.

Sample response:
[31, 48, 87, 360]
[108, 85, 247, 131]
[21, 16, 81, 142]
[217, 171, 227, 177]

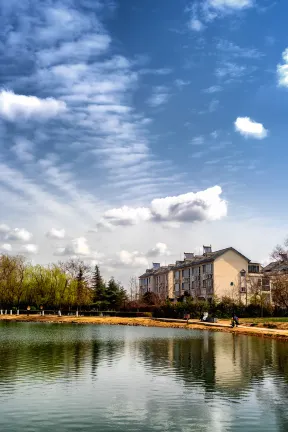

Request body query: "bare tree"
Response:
[271, 238, 288, 262]
[129, 276, 138, 301]
[270, 274, 288, 309]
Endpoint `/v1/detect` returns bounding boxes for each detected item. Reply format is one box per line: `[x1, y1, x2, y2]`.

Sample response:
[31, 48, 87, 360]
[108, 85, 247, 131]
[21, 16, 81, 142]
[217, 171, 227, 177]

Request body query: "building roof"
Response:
[139, 247, 250, 278]
[263, 261, 288, 273]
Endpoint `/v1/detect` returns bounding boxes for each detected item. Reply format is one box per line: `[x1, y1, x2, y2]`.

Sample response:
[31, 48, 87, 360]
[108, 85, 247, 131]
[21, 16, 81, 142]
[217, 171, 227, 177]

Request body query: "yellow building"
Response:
[139, 246, 265, 303]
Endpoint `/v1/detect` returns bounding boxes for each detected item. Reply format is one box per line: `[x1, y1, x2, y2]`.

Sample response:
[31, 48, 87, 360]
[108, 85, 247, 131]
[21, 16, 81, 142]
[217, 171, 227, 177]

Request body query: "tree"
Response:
[92, 265, 106, 305]
[106, 278, 127, 310]
[270, 274, 288, 309]
[129, 276, 139, 301]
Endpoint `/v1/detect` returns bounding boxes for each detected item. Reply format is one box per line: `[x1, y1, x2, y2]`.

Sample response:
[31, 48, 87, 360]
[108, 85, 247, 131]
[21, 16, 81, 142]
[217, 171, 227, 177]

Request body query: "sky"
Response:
[0, 0, 288, 285]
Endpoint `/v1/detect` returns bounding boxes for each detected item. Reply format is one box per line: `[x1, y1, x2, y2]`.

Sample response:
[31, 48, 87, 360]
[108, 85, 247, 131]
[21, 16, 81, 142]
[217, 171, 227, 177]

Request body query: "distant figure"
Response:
[200, 312, 204, 321]
[233, 315, 240, 326]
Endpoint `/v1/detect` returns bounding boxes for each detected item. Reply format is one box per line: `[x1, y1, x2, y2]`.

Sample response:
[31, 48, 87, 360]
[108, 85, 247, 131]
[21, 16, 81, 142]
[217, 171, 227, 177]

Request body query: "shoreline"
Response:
[1, 315, 288, 341]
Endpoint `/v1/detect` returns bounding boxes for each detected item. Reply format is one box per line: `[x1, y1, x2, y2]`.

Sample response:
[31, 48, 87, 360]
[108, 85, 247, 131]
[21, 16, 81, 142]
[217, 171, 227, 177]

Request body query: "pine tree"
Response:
[106, 278, 128, 310]
[92, 265, 106, 305]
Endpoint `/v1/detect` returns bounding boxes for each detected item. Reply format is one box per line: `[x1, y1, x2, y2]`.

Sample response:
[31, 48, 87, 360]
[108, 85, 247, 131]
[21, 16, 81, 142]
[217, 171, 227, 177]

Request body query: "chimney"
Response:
[203, 245, 212, 255]
[279, 253, 288, 262]
[184, 252, 194, 260]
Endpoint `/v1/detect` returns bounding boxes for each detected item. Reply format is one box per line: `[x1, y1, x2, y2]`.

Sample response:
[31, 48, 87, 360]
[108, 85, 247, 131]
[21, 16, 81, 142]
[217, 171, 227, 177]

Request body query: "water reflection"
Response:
[0, 323, 288, 432]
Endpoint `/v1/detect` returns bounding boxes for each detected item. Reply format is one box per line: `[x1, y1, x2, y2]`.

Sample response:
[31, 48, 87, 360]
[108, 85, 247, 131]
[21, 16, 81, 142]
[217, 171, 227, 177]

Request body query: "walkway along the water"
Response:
[154, 318, 288, 338]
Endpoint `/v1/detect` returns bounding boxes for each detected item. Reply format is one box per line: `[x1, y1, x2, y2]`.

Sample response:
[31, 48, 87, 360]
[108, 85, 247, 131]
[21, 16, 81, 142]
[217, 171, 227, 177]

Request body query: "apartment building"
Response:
[139, 246, 265, 303]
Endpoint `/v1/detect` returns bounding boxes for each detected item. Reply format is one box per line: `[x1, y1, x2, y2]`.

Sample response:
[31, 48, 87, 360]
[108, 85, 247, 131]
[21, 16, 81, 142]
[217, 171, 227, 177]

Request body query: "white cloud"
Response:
[189, 18, 205, 31]
[0, 90, 67, 121]
[55, 237, 90, 256]
[21, 244, 38, 254]
[54, 237, 102, 261]
[277, 48, 288, 87]
[46, 228, 66, 239]
[216, 39, 263, 59]
[117, 250, 149, 268]
[208, 0, 253, 10]
[203, 85, 223, 93]
[234, 117, 268, 139]
[150, 186, 227, 222]
[215, 62, 247, 79]
[147, 242, 170, 257]
[147, 87, 170, 107]
[97, 206, 151, 230]
[0, 224, 10, 234]
[96, 186, 227, 229]
[11, 138, 34, 162]
[175, 79, 191, 89]
[37, 34, 111, 66]
[5, 228, 33, 242]
[191, 136, 204, 145]
[0, 243, 12, 252]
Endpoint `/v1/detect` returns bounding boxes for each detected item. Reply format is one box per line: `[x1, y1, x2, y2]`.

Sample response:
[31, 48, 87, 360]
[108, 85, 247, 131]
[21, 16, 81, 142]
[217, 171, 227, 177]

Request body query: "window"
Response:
[175, 271, 179, 279]
[203, 263, 212, 274]
[248, 265, 260, 273]
[183, 269, 190, 278]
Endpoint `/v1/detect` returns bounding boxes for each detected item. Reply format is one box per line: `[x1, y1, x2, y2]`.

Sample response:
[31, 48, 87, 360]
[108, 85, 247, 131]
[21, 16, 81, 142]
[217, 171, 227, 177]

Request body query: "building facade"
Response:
[139, 246, 267, 303]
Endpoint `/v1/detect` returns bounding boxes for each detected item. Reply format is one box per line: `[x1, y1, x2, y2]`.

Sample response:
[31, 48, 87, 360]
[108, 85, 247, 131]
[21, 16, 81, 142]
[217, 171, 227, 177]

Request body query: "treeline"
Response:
[0, 255, 127, 311]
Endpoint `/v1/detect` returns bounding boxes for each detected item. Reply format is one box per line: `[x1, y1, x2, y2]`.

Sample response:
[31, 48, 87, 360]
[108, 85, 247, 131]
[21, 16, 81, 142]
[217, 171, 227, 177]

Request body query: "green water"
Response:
[0, 323, 288, 431]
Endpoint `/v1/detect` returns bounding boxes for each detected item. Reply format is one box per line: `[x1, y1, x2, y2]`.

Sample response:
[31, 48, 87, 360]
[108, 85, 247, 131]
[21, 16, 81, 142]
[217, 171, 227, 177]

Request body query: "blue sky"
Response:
[0, 0, 288, 282]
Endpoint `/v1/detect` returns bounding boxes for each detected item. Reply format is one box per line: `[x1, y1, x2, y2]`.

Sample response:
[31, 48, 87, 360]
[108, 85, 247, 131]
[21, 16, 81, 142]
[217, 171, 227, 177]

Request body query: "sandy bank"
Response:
[1, 315, 288, 341]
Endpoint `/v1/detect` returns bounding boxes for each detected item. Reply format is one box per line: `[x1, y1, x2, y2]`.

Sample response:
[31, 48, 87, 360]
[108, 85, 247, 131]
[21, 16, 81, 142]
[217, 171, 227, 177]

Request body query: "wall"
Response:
[168, 270, 174, 298]
[214, 250, 249, 300]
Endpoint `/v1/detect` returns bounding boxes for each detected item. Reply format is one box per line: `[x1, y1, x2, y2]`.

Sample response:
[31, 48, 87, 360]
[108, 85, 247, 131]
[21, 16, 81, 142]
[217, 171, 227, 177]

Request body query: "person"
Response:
[231, 317, 235, 327]
[200, 312, 204, 322]
[233, 315, 240, 327]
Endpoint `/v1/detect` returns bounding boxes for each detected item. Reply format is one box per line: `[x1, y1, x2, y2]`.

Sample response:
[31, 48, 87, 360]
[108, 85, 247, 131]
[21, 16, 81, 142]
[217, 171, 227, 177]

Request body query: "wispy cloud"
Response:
[191, 136, 205, 145]
[277, 48, 288, 87]
[147, 86, 170, 107]
[175, 79, 191, 89]
[11, 138, 35, 162]
[216, 39, 264, 59]
[215, 61, 250, 80]
[203, 85, 223, 93]
[188, 18, 205, 31]
[186, 0, 254, 31]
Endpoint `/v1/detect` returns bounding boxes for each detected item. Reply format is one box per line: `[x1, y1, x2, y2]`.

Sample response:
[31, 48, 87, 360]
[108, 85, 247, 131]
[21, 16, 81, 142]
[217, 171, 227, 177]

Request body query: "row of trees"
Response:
[0, 255, 128, 311]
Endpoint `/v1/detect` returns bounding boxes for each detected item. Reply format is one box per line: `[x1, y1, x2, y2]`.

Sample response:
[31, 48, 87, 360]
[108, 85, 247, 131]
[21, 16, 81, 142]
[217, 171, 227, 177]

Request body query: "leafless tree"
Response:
[129, 276, 138, 301]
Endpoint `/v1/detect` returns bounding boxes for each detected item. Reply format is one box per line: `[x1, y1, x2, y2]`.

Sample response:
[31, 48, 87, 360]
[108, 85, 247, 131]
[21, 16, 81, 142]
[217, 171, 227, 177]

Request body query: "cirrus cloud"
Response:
[234, 117, 268, 139]
[0, 90, 67, 121]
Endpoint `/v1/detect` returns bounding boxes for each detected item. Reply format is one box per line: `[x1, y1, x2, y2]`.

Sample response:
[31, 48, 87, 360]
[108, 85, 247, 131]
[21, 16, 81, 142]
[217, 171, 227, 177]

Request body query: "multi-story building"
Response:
[139, 246, 264, 303]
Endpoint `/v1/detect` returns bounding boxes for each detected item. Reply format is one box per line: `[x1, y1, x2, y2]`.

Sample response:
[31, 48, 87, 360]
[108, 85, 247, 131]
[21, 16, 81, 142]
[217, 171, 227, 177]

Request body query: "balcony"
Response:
[196, 288, 206, 297]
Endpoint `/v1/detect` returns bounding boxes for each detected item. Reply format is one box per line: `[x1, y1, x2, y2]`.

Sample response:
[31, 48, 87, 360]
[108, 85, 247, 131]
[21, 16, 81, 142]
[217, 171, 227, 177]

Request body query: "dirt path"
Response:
[1, 315, 288, 341]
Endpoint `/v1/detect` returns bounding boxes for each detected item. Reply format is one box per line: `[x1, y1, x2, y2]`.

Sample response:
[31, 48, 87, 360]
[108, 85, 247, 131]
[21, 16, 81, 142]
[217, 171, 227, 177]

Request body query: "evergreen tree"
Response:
[106, 278, 127, 310]
[92, 265, 106, 305]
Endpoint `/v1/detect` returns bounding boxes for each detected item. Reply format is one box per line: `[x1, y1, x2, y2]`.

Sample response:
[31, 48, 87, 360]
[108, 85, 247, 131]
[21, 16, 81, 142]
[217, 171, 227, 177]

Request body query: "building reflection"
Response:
[0, 323, 288, 400]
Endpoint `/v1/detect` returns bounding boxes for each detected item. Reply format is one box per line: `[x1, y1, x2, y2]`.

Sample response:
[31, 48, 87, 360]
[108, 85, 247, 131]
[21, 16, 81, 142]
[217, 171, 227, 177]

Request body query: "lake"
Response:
[0, 323, 288, 432]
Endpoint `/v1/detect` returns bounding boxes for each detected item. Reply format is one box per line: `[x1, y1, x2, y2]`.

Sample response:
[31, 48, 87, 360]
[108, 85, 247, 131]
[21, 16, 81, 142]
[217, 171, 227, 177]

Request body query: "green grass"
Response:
[242, 317, 288, 323]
